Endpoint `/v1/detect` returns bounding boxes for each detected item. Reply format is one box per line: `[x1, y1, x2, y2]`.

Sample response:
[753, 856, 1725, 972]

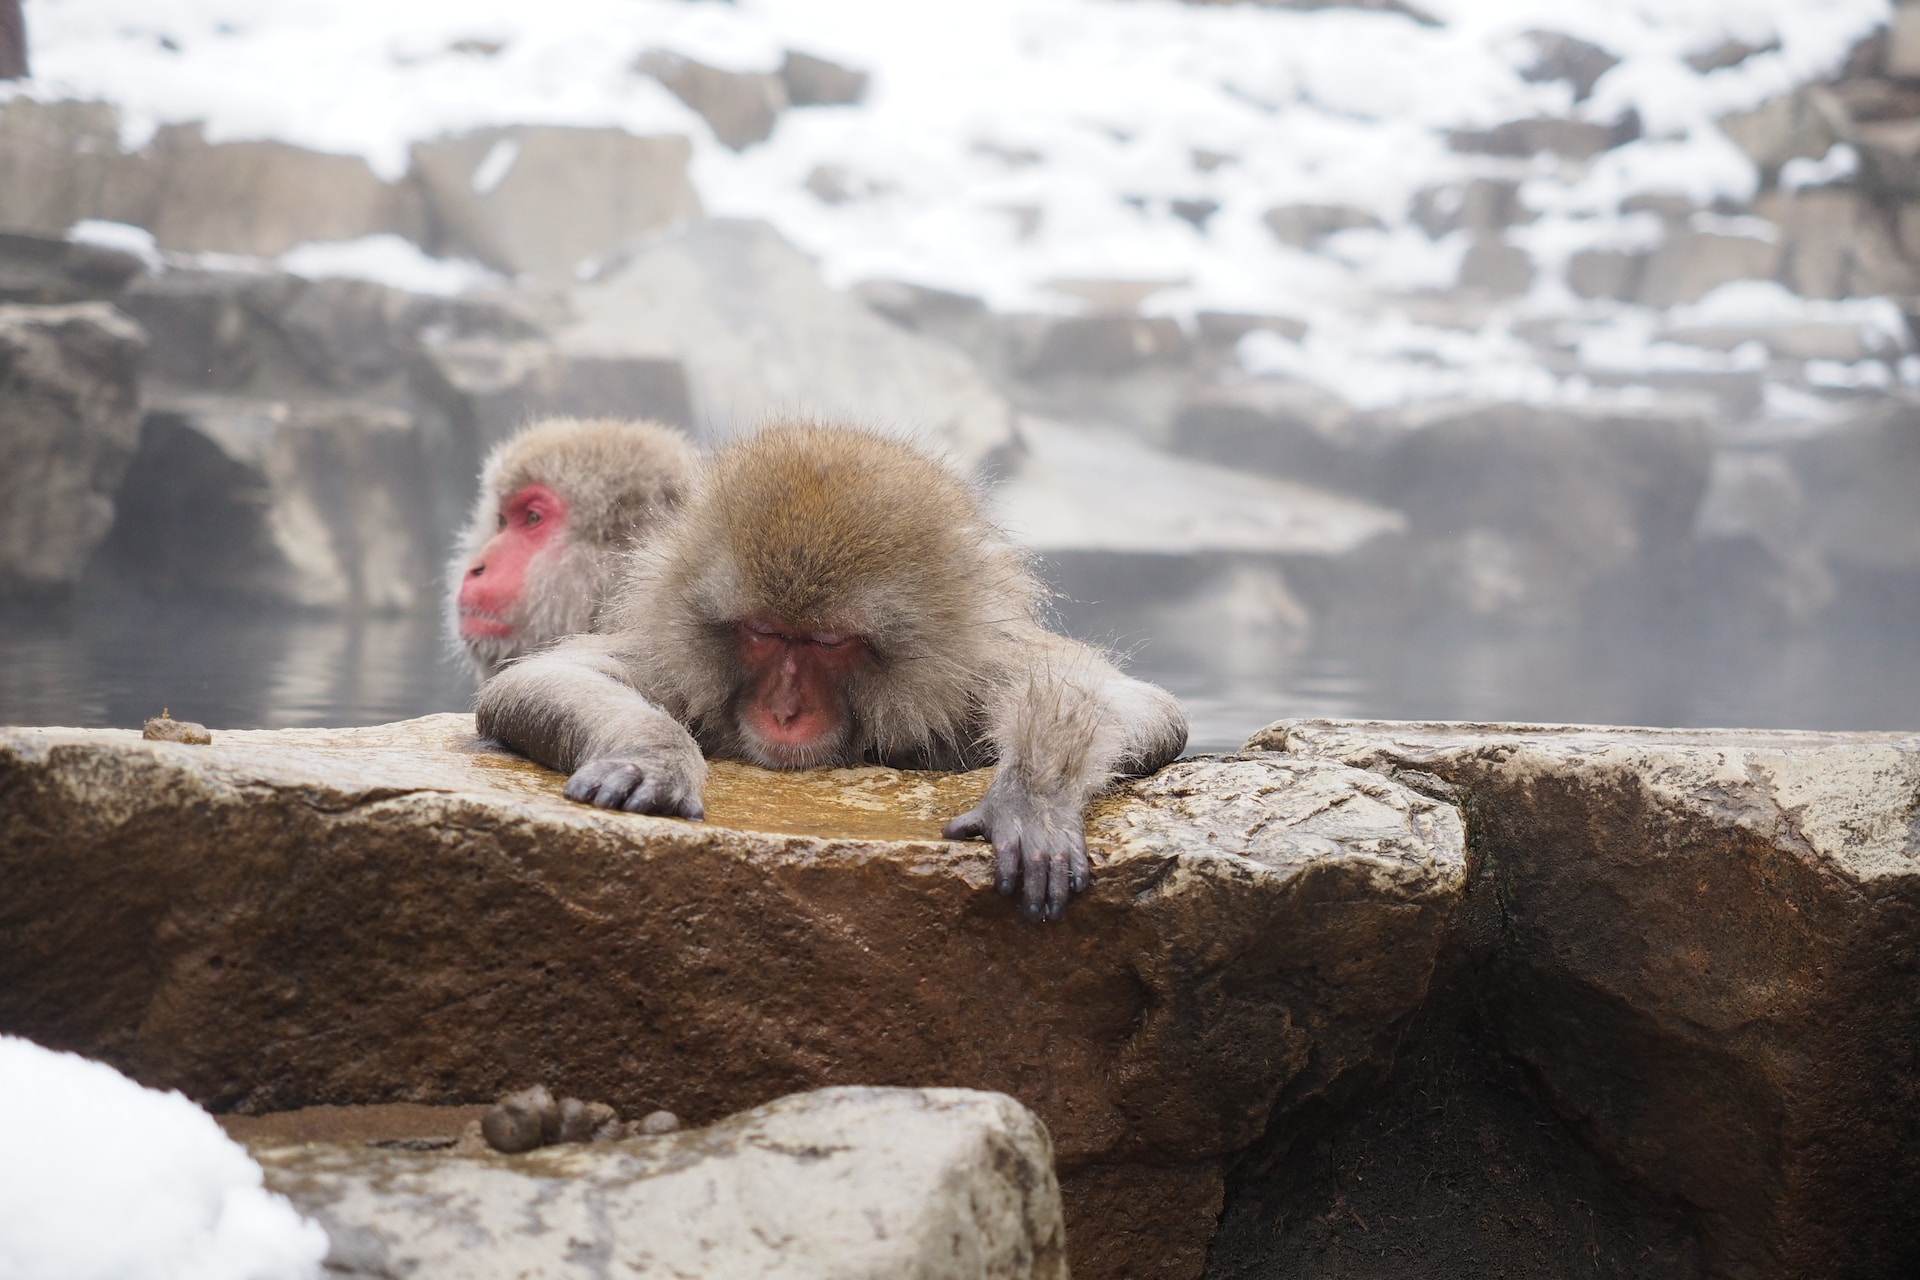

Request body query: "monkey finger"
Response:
[563, 761, 613, 803]
[942, 808, 987, 842]
[1046, 847, 1071, 923]
[673, 793, 705, 821]
[1022, 843, 1048, 923]
[1068, 830, 1091, 895]
[994, 829, 1022, 898]
[621, 776, 662, 814]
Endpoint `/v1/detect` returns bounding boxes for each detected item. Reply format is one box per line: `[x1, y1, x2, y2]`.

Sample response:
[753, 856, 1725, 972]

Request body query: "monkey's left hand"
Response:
[943, 784, 1089, 924]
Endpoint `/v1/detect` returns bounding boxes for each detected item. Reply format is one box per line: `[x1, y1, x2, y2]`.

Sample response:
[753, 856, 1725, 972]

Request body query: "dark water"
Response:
[4, 579, 1918, 753]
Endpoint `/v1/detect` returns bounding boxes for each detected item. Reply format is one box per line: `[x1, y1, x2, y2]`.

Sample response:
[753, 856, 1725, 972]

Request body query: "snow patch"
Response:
[0, 1036, 327, 1280]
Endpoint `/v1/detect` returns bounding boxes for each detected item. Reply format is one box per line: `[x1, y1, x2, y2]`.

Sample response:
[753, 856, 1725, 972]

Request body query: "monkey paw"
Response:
[943, 790, 1089, 924]
[563, 756, 704, 820]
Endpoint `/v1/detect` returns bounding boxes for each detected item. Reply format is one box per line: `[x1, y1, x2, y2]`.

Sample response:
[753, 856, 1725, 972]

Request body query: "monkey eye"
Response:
[524, 509, 542, 526]
[813, 632, 853, 649]
[496, 513, 507, 530]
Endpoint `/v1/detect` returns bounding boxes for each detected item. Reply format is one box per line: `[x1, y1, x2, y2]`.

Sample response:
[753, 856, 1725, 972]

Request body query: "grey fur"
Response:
[447, 417, 701, 681]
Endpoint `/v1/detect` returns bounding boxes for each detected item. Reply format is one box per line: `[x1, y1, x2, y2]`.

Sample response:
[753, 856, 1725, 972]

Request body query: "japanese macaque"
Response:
[476, 421, 1188, 922]
[448, 417, 700, 682]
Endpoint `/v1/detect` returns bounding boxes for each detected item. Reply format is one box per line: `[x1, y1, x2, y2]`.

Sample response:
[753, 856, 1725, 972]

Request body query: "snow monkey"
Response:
[475, 421, 1189, 922]
[449, 417, 701, 682]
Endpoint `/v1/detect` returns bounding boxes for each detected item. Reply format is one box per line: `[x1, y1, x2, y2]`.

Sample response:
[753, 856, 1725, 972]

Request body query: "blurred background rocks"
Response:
[0, 0, 1917, 741]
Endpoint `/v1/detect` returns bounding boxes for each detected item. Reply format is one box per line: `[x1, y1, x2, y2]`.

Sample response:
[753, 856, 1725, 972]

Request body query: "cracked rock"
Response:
[0, 714, 1464, 1280]
[1252, 717, 1920, 1280]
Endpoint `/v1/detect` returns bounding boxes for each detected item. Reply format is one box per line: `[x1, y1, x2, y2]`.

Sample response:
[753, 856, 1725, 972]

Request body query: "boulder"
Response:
[410, 126, 700, 282]
[98, 123, 427, 258]
[1755, 188, 1918, 300]
[124, 268, 540, 398]
[1718, 89, 1841, 175]
[0, 714, 1467, 1280]
[0, 98, 122, 235]
[992, 415, 1404, 557]
[1370, 403, 1714, 622]
[0, 302, 146, 590]
[1011, 314, 1190, 376]
[635, 50, 787, 150]
[1636, 232, 1782, 308]
[1686, 35, 1780, 74]
[1854, 116, 1920, 196]
[1252, 718, 1920, 1280]
[0, 230, 147, 304]
[781, 51, 870, 107]
[1888, 1, 1920, 78]
[0, 0, 23, 80]
[252, 1088, 1067, 1280]
[1518, 30, 1618, 101]
[1455, 237, 1533, 296]
[1261, 204, 1384, 248]
[562, 219, 1018, 469]
[1409, 178, 1531, 239]
[1782, 402, 1920, 575]
[1566, 247, 1644, 300]
[1447, 113, 1638, 160]
[417, 334, 693, 455]
[1175, 395, 1713, 625]
[97, 397, 451, 610]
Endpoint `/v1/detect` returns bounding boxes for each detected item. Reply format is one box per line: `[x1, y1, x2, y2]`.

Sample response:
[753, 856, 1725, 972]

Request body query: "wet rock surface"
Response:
[1248, 717, 1920, 1280]
[249, 1087, 1067, 1280]
[0, 713, 1464, 1280]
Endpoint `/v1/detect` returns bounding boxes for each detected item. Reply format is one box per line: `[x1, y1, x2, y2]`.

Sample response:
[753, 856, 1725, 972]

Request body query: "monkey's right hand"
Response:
[563, 755, 705, 820]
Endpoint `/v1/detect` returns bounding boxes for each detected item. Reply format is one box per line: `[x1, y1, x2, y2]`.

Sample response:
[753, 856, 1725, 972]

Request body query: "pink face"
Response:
[457, 484, 568, 641]
[735, 619, 871, 766]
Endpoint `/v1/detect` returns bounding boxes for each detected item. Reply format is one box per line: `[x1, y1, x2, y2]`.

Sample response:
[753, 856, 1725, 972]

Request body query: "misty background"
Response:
[2, 0, 1918, 750]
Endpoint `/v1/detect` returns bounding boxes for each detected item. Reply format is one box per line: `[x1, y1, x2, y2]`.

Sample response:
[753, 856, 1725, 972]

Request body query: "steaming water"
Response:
[3, 580, 1917, 754]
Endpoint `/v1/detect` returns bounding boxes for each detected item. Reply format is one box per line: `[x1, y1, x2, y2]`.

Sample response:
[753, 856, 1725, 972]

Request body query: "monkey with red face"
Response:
[448, 417, 700, 682]
[475, 421, 1188, 922]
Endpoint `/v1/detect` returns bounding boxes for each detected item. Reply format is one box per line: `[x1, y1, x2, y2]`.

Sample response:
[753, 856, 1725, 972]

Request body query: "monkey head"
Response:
[449, 417, 700, 681]
[620, 423, 1039, 771]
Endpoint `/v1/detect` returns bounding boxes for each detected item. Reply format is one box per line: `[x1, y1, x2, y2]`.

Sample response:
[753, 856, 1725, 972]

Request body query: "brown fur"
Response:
[477, 420, 1188, 919]
[447, 417, 700, 681]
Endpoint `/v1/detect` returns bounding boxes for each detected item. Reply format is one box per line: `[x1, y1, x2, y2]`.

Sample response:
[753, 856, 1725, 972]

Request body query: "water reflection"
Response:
[1, 580, 1916, 752]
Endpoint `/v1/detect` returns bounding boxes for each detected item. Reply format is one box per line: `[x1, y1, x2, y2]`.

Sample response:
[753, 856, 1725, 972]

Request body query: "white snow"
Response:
[6, 0, 1901, 412]
[278, 234, 505, 295]
[0, 1036, 328, 1280]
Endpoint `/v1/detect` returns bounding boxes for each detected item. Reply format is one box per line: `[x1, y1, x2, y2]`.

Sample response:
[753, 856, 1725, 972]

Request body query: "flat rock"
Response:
[0, 714, 1465, 1280]
[252, 1087, 1067, 1280]
[99, 123, 426, 258]
[409, 126, 701, 281]
[0, 99, 122, 236]
[563, 219, 1017, 469]
[992, 416, 1404, 556]
[0, 301, 147, 589]
[1249, 718, 1920, 1280]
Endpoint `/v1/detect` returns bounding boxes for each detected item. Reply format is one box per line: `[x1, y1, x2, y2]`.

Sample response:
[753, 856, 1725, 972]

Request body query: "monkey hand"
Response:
[943, 784, 1089, 924]
[563, 754, 705, 820]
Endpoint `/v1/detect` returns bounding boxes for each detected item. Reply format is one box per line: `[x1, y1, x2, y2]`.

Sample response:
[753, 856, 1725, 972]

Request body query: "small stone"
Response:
[481, 1084, 558, 1154]
[143, 714, 212, 745]
[637, 1109, 682, 1135]
[556, 1097, 619, 1144]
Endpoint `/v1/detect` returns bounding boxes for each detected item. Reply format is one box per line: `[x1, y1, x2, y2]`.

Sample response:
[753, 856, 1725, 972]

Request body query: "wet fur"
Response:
[475, 420, 1189, 911]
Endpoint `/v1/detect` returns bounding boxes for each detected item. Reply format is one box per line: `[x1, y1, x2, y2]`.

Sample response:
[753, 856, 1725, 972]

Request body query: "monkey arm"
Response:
[943, 629, 1189, 922]
[474, 636, 708, 820]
